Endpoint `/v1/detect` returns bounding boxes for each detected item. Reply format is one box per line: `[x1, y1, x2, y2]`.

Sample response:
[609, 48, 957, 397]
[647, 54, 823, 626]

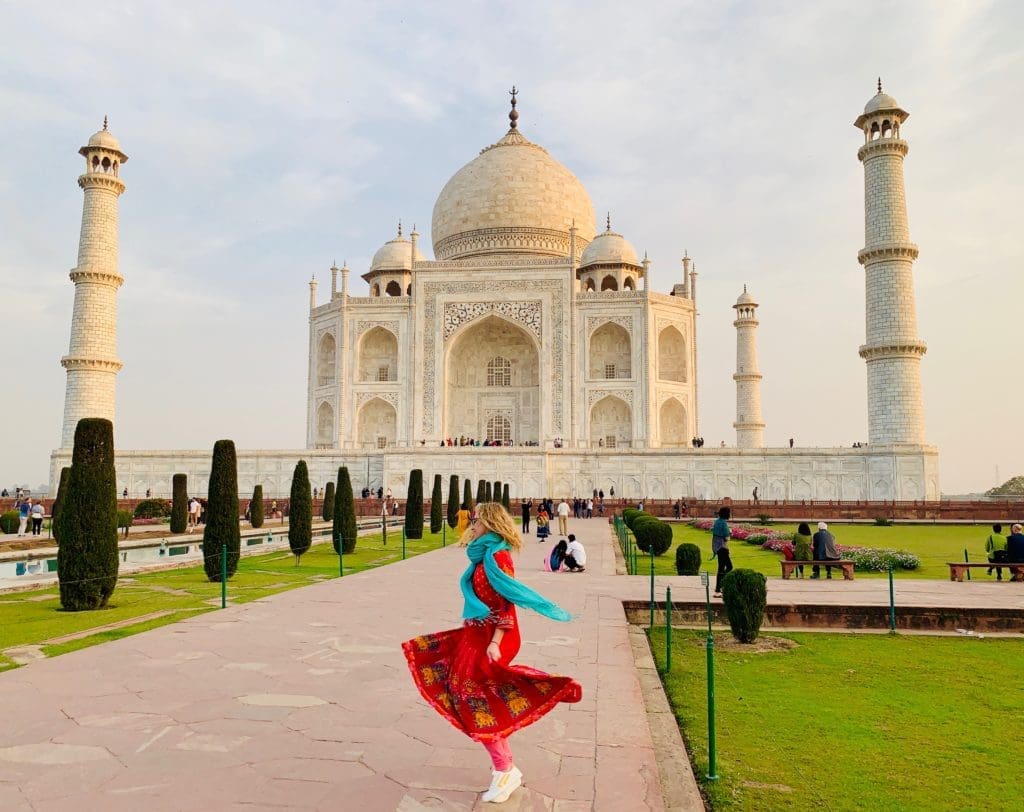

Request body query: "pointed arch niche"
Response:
[445, 315, 539, 443]
[357, 397, 396, 448]
[316, 401, 335, 447]
[589, 322, 631, 380]
[658, 326, 687, 382]
[659, 397, 688, 446]
[317, 333, 336, 386]
[590, 395, 632, 448]
[359, 326, 398, 382]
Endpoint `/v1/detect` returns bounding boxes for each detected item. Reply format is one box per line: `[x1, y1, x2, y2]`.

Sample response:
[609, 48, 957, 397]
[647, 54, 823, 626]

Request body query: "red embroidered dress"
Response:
[402, 550, 581, 742]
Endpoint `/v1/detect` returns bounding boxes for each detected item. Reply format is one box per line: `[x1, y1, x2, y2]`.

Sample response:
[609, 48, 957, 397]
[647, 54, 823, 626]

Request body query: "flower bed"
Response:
[689, 520, 920, 571]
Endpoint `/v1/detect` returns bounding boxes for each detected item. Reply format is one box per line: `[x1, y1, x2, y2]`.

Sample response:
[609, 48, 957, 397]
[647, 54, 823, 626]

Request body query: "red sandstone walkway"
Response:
[1, 519, 1021, 811]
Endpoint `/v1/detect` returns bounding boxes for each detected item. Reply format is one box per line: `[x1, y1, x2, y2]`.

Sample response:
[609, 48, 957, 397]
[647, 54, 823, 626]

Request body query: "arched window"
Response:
[316, 402, 334, 447]
[406, 284, 412, 295]
[486, 414, 512, 443]
[371, 283, 381, 297]
[317, 333, 336, 386]
[658, 326, 687, 382]
[584, 278, 596, 292]
[600, 275, 618, 291]
[385, 281, 402, 297]
[487, 356, 511, 387]
[623, 276, 635, 290]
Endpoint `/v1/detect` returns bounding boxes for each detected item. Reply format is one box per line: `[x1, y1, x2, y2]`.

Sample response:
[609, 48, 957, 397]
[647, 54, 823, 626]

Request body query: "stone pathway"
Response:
[0, 517, 1020, 811]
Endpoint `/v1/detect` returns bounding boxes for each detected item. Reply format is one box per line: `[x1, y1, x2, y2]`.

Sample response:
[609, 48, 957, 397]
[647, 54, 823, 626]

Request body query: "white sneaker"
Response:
[482, 765, 522, 803]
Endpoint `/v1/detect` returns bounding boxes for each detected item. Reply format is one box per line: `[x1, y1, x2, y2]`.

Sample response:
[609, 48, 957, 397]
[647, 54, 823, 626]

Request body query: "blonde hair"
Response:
[460, 501, 522, 551]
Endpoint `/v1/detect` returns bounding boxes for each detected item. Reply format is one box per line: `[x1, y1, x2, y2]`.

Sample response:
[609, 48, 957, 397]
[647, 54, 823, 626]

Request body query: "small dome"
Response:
[370, 234, 424, 273]
[735, 286, 757, 306]
[80, 118, 128, 161]
[579, 225, 640, 269]
[864, 91, 901, 114]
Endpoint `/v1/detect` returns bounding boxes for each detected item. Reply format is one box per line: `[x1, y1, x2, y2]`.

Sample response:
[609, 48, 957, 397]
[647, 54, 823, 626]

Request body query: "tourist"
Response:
[985, 523, 1007, 580]
[792, 522, 813, 578]
[17, 499, 30, 537]
[565, 534, 586, 572]
[122, 487, 128, 498]
[520, 498, 532, 533]
[711, 506, 733, 596]
[673, 500, 682, 520]
[789, 438, 794, 448]
[188, 497, 200, 531]
[1006, 524, 1024, 581]
[401, 502, 581, 804]
[546, 538, 568, 572]
[456, 502, 471, 536]
[752, 486, 759, 504]
[557, 498, 570, 535]
[812, 522, 840, 579]
[586, 498, 593, 518]
[30, 501, 44, 535]
[535, 509, 550, 542]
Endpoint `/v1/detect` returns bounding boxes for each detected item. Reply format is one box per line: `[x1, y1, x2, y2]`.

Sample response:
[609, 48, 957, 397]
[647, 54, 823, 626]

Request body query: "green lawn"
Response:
[0, 527, 451, 666]
[649, 629, 1024, 811]
[637, 523, 1007, 580]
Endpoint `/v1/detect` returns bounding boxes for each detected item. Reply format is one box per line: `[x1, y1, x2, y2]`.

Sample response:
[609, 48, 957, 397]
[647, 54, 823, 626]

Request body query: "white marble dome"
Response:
[864, 91, 901, 114]
[735, 286, 757, 306]
[579, 224, 640, 269]
[370, 233, 424, 272]
[431, 128, 596, 261]
[81, 120, 128, 160]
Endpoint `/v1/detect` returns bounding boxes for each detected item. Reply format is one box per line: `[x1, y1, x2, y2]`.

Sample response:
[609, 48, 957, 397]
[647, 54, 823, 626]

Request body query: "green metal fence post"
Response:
[888, 564, 896, 632]
[382, 514, 387, 546]
[649, 542, 655, 629]
[706, 632, 718, 781]
[220, 543, 227, 608]
[443, 523, 446, 547]
[963, 548, 971, 581]
[665, 585, 672, 674]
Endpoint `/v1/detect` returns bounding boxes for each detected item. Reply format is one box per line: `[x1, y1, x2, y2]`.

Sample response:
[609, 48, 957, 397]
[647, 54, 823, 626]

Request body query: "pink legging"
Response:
[482, 736, 514, 772]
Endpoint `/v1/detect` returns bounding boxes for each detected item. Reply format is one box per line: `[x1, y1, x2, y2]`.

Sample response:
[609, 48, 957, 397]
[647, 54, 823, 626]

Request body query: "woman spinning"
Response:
[402, 502, 581, 804]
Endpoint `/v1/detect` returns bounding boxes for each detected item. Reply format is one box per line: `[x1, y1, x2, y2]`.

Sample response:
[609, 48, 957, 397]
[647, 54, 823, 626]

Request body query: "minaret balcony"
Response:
[858, 242, 919, 264]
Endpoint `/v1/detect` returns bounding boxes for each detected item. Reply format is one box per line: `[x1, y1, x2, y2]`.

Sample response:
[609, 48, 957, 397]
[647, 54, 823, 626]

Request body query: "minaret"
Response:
[60, 118, 128, 448]
[341, 261, 350, 297]
[330, 261, 339, 299]
[732, 286, 764, 448]
[854, 80, 926, 445]
[309, 275, 318, 310]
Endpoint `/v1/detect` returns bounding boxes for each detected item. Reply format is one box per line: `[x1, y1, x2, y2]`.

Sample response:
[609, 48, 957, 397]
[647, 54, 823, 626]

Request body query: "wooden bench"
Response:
[947, 562, 1024, 582]
[781, 560, 854, 580]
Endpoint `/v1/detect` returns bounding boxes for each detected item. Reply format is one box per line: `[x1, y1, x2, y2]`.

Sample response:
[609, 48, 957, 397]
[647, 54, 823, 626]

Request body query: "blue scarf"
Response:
[461, 532, 572, 622]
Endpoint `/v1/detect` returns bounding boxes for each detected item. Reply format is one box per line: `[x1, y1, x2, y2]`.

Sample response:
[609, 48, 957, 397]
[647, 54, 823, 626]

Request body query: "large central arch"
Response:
[445, 315, 540, 443]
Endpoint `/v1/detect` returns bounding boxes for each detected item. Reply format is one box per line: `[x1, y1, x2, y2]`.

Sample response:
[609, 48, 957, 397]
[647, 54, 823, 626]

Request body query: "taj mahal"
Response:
[50, 84, 939, 501]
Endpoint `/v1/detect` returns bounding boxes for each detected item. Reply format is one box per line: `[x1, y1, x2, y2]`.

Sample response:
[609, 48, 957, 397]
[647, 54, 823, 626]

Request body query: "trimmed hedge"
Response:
[406, 470, 424, 539]
[333, 466, 357, 554]
[250, 485, 264, 528]
[1, 510, 20, 534]
[502, 483, 510, 510]
[721, 569, 768, 643]
[430, 474, 444, 534]
[170, 474, 188, 534]
[476, 480, 486, 506]
[622, 508, 641, 529]
[52, 466, 70, 543]
[633, 515, 673, 556]
[675, 542, 701, 575]
[289, 460, 312, 562]
[202, 439, 241, 582]
[322, 481, 336, 522]
[57, 418, 119, 610]
[133, 498, 171, 519]
[447, 475, 460, 529]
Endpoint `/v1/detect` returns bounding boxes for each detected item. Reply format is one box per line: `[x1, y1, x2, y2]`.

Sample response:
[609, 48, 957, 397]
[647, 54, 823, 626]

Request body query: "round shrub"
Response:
[622, 508, 641, 529]
[721, 568, 768, 643]
[675, 542, 701, 575]
[133, 498, 171, 519]
[0, 510, 20, 534]
[633, 516, 673, 556]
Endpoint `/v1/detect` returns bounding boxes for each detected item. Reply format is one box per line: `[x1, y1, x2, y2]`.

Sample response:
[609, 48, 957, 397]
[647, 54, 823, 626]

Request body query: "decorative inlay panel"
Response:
[356, 320, 400, 336]
[444, 301, 542, 340]
[586, 315, 633, 336]
[356, 391, 399, 409]
[588, 388, 634, 407]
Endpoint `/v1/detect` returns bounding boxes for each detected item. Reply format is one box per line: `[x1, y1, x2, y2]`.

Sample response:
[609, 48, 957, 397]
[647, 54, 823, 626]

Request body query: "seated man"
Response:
[565, 534, 586, 572]
[1006, 524, 1024, 581]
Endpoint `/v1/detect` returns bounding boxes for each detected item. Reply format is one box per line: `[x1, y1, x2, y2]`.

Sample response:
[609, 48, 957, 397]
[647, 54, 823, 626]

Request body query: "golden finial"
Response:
[508, 86, 519, 130]
[103, 115, 109, 131]
[606, 212, 612, 232]
[877, 77, 882, 94]
[397, 219, 402, 238]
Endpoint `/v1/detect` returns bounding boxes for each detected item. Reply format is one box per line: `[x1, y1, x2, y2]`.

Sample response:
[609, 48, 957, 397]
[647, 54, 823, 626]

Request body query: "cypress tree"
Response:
[203, 440, 241, 582]
[57, 418, 118, 610]
[493, 481, 502, 506]
[502, 483, 510, 510]
[464, 479, 473, 512]
[333, 466, 357, 554]
[322, 481, 336, 522]
[250, 484, 264, 528]
[289, 460, 313, 563]
[430, 474, 443, 534]
[406, 469, 424, 539]
[51, 466, 71, 544]
[485, 482, 492, 503]
[170, 473, 188, 534]
[476, 479, 486, 506]
[447, 475, 460, 529]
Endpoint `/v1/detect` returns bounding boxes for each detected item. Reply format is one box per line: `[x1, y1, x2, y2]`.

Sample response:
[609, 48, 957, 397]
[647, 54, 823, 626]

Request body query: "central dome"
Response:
[431, 128, 596, 261]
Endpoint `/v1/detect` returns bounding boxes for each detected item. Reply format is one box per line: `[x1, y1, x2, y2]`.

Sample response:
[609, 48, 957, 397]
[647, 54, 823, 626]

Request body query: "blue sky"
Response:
[1, 1, 1021, 494]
